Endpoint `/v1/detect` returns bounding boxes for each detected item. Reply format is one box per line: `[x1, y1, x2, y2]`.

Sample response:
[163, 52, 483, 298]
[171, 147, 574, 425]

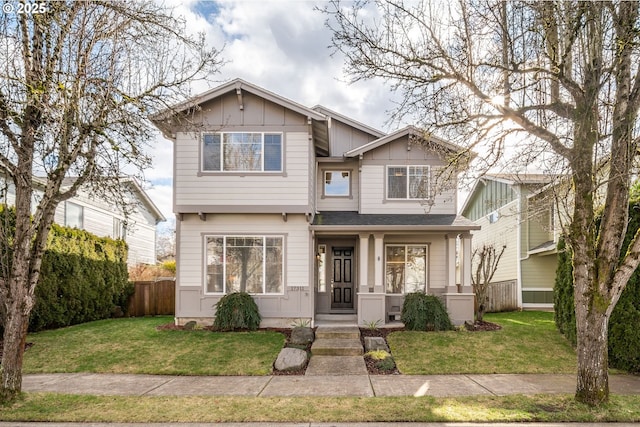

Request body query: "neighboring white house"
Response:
[152, 78, 479, 327]
[460, 174, 559, 310]
[1, 176, 166, 266]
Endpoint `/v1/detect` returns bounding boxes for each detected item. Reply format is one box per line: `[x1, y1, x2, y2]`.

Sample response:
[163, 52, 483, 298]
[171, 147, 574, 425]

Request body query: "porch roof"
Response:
[311, 211, 480, 232]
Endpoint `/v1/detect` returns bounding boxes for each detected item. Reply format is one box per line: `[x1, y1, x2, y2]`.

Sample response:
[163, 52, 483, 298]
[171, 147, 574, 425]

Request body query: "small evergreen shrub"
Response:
[401, 292, 453, 331]
[213, 292, 261, 331]
[376, 355, 396, 371]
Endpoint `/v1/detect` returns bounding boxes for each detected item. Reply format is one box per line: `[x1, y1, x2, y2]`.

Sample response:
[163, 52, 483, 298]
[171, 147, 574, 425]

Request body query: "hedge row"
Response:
[1, 206, 133, 332]
[554, 200, 640, 373]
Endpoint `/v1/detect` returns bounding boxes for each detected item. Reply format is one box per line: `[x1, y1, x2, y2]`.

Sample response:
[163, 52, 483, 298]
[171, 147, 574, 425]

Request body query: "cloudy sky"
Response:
[145, 0, 399, 231]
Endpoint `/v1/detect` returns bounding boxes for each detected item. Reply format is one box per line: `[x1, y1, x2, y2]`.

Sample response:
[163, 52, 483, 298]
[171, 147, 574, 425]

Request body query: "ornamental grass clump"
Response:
[401, 292, 453, 331]
[213, 292, 261, 331]
[365, 349, 396, 372]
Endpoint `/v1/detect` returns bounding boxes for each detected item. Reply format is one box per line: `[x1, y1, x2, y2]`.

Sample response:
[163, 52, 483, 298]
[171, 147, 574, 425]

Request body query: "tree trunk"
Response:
[575, 307, 609, 405]
[0, 286, 30, 402]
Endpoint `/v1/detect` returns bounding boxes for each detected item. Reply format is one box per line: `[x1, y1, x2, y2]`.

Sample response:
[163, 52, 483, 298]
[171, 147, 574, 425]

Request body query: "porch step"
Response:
[311, 326, 363, 356]
[314, 314, 358, 327]
[315, 325, 360, 340]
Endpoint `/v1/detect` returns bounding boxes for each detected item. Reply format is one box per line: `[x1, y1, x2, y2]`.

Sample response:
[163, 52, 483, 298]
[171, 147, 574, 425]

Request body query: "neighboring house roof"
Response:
[344, 125, 465, 158]
[311, 211, 480, 232]
[53, 176, 165, 224]
[528, 240, 557, 255]
[460, 173, 556, 216]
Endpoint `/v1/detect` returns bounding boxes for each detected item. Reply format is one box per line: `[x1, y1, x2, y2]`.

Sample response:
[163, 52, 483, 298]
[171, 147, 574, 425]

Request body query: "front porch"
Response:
[311, 212, 479, 327]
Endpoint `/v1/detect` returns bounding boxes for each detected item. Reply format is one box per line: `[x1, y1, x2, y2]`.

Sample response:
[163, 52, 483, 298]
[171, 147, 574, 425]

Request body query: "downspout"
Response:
[516, 187, 526, 309]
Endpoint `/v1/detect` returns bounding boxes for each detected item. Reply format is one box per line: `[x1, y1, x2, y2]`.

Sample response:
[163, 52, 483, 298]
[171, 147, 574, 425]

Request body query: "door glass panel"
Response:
[317, 245, 326, 292]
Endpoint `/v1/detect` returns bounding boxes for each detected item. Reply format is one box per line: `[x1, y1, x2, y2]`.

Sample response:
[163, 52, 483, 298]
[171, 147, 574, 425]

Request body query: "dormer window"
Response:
[202, 132, 282, 172]
[387, 166, 430, 200]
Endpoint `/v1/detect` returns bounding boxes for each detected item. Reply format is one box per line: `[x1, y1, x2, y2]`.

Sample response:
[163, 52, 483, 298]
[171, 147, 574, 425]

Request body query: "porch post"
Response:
[461, 233, 473, 293]
[359, 233, 370, 292]
[445, 234, 458, 292]
[373, 233, 384, 293]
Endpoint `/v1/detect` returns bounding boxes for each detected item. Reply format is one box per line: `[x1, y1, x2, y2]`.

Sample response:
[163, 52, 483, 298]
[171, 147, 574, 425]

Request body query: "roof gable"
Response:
[153, 78, 326, 122]
[344, 125, 464, 158]
[460, 173, 555, 220]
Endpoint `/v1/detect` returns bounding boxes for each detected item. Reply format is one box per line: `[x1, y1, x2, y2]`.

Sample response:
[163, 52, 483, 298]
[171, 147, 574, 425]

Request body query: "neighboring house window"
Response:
[205, 236, 283, 294]
[202, 132, 282, 172]
[324, 171, 350, 197]
[65, 202, 83, 229]
[387, 166, 430, 199]
[113, 218, 127, 240]
[385, 245, 427, 294]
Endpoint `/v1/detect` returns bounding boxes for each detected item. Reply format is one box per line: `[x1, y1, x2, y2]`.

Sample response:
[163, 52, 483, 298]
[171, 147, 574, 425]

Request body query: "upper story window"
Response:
[387, 166, 430, 200]
[202, 132, 282, 172]
[64, 202, 83, 229]
[113, 218, 127, 240]
[324, 170, 350, 197]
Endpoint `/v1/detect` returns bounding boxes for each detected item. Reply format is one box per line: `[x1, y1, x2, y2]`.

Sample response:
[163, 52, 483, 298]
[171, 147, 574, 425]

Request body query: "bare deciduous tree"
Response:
[471, 244, 506, 322]
[0, 1, 222, 401]
[323, 0, 640, 405]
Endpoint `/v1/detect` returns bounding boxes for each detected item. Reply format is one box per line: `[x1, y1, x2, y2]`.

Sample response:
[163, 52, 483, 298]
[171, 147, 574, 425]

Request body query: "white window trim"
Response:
[386, 165, 431, 200]
[201, 132, 283, 173]
[203, 234, 285, 295]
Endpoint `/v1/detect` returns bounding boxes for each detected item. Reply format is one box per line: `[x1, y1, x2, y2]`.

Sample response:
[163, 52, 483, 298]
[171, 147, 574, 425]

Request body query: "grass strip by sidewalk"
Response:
[23, 317, 284, 376]
[1, 393, 639, 423]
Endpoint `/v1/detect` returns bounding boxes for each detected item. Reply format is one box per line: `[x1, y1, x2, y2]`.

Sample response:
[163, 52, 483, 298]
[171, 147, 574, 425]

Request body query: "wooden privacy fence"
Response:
[128, 279, 175, 316]
[483, 280, 519, 313]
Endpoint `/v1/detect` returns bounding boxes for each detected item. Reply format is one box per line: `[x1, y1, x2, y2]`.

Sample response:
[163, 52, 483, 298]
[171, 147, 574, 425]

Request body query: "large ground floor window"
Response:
[385, 244, 427, 294]
[205, 235, 284, 294]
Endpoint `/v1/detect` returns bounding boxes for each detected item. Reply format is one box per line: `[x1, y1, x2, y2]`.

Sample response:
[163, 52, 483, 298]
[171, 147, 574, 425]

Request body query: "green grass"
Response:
[388, 311, 577, 374]
[23, 316, 284, 375]
[2, 393, 639, 423]
[8, 311, 640, 423]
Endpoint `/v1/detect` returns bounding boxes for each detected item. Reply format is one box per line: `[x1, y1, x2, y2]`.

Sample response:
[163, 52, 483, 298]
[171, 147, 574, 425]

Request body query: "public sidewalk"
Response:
[22, 372, 640, 398]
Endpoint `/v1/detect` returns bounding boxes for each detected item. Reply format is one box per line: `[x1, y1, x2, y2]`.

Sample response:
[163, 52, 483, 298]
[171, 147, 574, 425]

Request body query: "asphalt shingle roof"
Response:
[312, 211, 477, 229]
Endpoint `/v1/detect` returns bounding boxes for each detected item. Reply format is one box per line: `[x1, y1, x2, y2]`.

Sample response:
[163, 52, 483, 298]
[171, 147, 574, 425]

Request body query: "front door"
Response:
[331, 247, 354, 310]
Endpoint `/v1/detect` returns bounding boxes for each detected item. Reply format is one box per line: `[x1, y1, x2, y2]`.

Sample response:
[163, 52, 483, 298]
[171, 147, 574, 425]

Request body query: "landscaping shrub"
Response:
[401, 292, 453, 331]
[554, 199, 640, 373]
[0, 206, 131, 332]
[29, 224, 130, 331]
[213, 292, 261, 331]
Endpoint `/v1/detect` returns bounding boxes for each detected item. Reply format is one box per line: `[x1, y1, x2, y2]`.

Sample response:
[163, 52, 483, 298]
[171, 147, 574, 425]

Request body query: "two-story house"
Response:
[460, 174, 559, 310]
[2, 176, 165, 266]
[152, 79, 479, 327]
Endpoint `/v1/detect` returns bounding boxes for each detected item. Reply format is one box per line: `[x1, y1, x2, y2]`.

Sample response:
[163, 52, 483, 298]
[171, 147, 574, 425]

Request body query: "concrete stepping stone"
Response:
[305, 356, 368, 376]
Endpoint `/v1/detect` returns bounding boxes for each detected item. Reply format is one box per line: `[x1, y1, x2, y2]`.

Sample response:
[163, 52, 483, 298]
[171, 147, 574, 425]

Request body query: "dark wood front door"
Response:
[331, 247, 354, 310]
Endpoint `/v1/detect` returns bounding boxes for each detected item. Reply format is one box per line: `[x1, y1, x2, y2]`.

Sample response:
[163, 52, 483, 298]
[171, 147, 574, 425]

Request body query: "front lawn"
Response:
[388, 311, 577, 374]
[23, 317, 284, 376]
[23, 311, 575, 376]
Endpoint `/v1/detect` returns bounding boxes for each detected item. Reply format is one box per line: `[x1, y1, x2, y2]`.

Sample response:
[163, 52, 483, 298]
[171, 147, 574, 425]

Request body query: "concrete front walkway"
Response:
[22, 372, 640, 397]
